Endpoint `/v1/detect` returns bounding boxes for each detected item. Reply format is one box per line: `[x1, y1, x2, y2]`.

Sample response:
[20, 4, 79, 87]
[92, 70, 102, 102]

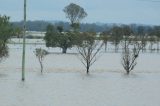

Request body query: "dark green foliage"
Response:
[0, 43, 8, 62]
[44, 24, 58, 47]
[44, 24, 77, 53]
[0, 15, 13, 43]
[0, 15, 12, 62]
[57, 32, 76, 53]
[57, 26, 63, 33]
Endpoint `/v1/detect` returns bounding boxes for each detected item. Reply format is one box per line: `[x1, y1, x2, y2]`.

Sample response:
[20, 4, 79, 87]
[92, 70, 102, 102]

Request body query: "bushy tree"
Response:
[44, 24, 59, 47]
[44, 24, 77, 53]
[0, 15, 12, 63]
[57, 26, 63, 33]
[0, 15, 12, 43]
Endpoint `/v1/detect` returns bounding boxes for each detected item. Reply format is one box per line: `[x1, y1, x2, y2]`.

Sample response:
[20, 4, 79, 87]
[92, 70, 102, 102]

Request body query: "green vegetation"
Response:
[44, 3, 88, 53]
[44, 24, 77, 53]
[0, 15, 13, 62]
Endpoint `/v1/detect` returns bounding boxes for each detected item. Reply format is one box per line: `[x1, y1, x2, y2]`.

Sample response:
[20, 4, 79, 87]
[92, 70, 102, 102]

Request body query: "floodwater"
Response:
[1, 43, 160, 73]
[0, 72, 160, 106]
[0, 43, 160, 106]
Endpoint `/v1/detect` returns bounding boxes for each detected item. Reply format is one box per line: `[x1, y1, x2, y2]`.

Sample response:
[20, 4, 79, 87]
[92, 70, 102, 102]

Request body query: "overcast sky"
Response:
[0, 0, 160, 25]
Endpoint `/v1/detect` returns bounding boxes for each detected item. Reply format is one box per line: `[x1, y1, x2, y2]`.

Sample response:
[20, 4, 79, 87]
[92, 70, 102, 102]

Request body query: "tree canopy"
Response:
[44, 24, 77, 53]
[0, 15, 12, 43]
[0, 15, 12, 62]
[63, 3, 87, 30]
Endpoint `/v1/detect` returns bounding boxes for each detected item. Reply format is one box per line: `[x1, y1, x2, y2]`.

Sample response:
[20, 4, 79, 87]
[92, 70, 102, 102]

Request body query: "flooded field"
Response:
[1, 43, 160, 73]
[0, 43, 160, 106]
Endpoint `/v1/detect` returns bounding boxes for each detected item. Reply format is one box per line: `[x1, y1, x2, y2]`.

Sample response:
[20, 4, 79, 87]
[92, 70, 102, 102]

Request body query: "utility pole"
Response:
[22, 0, 26, 81]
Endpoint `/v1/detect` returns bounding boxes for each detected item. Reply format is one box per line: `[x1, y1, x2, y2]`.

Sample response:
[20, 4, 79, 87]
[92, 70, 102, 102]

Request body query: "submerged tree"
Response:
[63, 3, 87, 31]
[150, 26, 160, 52]
[77, 32, 103, 74]
[100, 31, 110, 52]
[110, 26, 123, 52]
[121, 41, 142, 74]
[35, 48, 48, 73]
[121, 25, 133, 50]
[136, 25, 147, 52]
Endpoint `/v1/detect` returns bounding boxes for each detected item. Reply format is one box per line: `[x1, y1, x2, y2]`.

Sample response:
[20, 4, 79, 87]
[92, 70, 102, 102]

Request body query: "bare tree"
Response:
[35, 48, 48, 73]
[77, 32, 103, 74]
[121, 41, 142, 74]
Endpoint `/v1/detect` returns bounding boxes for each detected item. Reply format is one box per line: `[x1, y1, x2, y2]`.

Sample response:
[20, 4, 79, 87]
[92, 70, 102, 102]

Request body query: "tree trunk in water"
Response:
[86, 62, 90, 74]
[115, 45, 119, 53]
[157, 42, 159, 53]
[126, 70, 130, 75]
[86, 66, 89, 74]
[39, 58, 43, 74]
[150, 43, 153, 53]
[105, 42, 107, 52]
[62, 47, 67, 54]
[40, 62, 43, 73]
[142, 46, 146, 53]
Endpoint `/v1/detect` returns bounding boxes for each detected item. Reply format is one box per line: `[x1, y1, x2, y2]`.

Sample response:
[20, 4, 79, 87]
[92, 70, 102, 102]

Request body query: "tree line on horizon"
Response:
[11, 20, 159, 33]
